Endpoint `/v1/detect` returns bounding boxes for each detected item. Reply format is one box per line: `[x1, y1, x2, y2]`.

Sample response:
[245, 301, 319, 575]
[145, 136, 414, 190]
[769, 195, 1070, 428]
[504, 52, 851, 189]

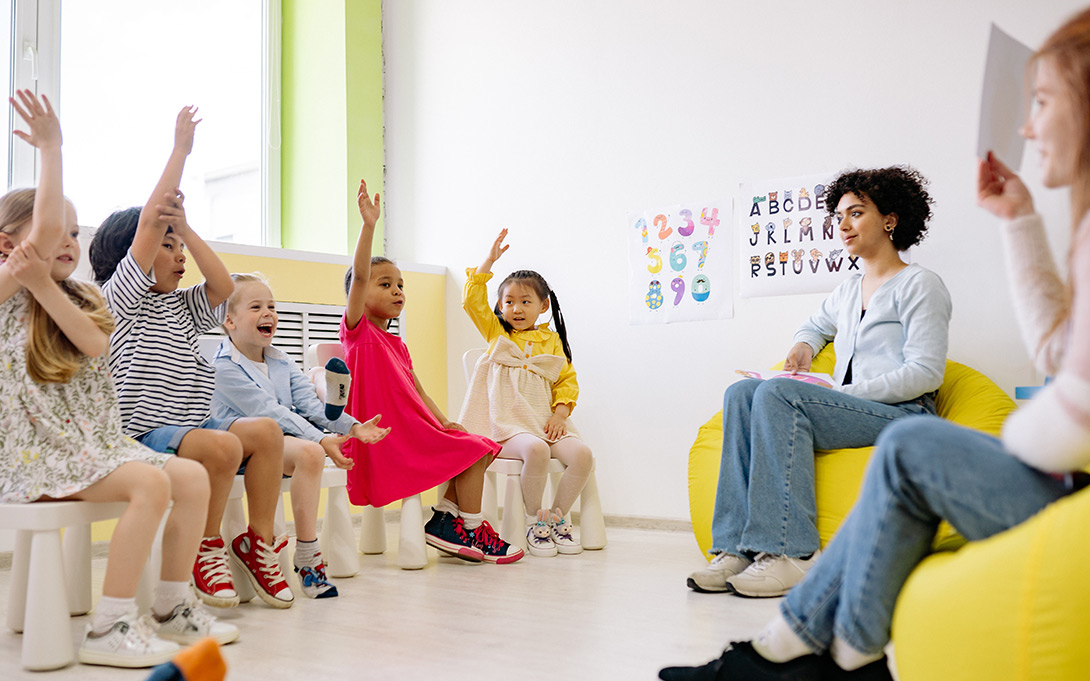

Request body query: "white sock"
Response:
[751, 614, 812, 663]
[152, 580, 191, 619]
[91, 596, 137, 635]
[435, 498, 459, 516]
[294, 538, 320, 569]
[830, 636, 884, 671]
[324, 358, 351, 420]
[462, 511, 483, 531]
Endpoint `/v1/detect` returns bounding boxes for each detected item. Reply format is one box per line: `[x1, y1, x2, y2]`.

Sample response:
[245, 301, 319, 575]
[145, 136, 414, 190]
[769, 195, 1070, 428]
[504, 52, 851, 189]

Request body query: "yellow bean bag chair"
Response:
[687, 346, 1015, 558]
[891, 484, 1090, 680]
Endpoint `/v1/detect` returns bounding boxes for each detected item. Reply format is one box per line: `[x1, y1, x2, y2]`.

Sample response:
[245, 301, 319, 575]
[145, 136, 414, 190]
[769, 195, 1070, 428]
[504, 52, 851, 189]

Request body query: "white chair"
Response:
[462, 348, 607, 551]
[0, 500, 128, 670]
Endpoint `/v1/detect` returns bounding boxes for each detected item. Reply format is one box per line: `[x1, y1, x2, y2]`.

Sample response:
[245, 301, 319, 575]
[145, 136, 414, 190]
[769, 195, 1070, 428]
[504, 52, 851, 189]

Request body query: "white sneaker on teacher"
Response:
[726, 551, 820, 597]
[78, 615, 178, 668]
[686, 552, 753, 593]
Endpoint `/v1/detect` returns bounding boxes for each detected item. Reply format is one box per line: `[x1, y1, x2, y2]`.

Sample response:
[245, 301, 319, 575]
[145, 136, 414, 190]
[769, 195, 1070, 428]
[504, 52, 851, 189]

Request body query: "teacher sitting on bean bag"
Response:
[688, 166, 951, 597]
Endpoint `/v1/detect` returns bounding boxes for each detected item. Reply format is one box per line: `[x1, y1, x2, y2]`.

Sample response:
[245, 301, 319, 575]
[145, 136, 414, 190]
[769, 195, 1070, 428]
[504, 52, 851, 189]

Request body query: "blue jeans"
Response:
[781, 415, 1075, 655]
[712, 378, 934, 558]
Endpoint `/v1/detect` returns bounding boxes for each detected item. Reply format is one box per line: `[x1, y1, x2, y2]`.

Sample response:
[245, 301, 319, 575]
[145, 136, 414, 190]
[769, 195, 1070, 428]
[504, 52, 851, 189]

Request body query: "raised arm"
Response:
[477, 228, 509, 275]
[155, 189, 233, 307]
[130, 106, 200, 274]
[463, 230, 510, 341]
[0, 91, 63, 304]
[6, 242, 109, 357]
[345, 179, 381, 329]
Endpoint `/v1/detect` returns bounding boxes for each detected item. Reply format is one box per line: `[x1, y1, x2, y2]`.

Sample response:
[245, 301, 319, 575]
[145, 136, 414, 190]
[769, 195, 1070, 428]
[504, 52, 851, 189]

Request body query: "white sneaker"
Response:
[78, 615, 179, 668]
[155, 595, 240, 645]
[726, 551, 820, 597]
[548, 510, 583, 555]
[526, 518, 558, 557]
[686, 552, 753, 593]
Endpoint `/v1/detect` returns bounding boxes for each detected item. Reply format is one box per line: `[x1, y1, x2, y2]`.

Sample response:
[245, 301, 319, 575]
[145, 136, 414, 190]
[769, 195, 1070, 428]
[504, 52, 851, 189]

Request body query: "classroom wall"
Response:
[381, 0, 1087, 522]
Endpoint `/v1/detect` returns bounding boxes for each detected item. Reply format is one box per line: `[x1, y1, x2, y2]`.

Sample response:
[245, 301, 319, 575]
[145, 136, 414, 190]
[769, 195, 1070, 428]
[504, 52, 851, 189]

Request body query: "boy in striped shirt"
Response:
[90, 107, 293, 610]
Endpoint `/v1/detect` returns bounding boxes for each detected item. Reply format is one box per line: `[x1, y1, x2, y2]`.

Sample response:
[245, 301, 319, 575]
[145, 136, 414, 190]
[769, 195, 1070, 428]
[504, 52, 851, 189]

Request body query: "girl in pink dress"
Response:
[339, 180, 523, 565]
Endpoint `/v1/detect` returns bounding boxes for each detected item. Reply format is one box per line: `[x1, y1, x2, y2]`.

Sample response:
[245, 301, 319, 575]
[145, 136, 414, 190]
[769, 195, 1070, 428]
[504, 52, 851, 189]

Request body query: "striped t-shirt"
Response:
[101, 251, 226, 437]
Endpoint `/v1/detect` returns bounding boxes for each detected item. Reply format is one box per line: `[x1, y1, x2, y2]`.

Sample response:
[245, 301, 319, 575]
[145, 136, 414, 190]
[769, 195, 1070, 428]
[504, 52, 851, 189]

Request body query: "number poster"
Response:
[738, 172, 856, 298]
[628, 200, 733, 324]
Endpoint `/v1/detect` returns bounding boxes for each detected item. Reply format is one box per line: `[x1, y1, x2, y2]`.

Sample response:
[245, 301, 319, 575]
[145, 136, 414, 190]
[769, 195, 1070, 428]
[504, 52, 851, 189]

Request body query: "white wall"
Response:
[381, 0, 1084, 521]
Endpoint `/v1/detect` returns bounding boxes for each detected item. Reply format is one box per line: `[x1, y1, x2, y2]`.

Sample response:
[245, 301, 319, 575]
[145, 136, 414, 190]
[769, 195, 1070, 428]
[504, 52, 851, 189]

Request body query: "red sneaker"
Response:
[229, 527, 295, 609]
[468, 520, 525, 564]
[192, 537, 240, 608]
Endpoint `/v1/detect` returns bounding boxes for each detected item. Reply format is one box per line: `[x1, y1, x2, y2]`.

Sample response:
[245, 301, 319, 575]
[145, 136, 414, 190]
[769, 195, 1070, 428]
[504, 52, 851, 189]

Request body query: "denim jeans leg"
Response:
[782, 415, 1072, 655]
[710, 379, 762, 555]
[740, 379, 929, 557]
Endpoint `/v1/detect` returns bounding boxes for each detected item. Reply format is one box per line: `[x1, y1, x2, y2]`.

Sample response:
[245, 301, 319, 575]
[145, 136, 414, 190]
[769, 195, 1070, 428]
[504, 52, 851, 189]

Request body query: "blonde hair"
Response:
[0, 188, 115, 384]
[1031, 9, 1090, 355]
[223, 272, 272, 336]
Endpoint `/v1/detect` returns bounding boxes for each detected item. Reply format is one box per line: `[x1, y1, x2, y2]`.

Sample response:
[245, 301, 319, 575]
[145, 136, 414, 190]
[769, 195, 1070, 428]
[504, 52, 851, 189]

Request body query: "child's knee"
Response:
[299, 441, 326, 474]
[134, 467, 172, 514]
[524, 442, 551, 469]
[168, 458, 211, 505]
[195, 432, 244, 475]
[569, 445, 594, 475]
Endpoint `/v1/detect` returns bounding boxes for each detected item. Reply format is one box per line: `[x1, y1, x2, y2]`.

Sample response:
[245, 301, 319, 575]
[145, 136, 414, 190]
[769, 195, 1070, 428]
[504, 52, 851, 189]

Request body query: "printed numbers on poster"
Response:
[670, 277, 685, 306]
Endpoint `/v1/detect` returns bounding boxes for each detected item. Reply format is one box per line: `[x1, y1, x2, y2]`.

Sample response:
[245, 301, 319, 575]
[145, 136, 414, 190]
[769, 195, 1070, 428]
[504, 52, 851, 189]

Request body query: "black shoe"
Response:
[820, 656, 893, 681]
[423, 509, 484, 562]
[659, 641, 825, 681]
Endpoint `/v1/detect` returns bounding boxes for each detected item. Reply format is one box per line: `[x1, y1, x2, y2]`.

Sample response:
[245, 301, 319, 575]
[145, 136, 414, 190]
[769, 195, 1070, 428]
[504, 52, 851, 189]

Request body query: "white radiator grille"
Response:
[198, 302, 403, 366]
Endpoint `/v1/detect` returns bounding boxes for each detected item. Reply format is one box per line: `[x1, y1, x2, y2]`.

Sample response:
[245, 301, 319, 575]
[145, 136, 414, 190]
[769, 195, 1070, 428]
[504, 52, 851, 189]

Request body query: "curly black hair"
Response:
[89, 207, 142, 284]
[823, 166, 933, 251]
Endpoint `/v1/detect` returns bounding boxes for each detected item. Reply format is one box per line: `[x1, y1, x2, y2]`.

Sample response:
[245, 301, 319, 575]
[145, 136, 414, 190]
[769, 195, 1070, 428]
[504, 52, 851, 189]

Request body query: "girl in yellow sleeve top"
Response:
[459, 229, 594, 557]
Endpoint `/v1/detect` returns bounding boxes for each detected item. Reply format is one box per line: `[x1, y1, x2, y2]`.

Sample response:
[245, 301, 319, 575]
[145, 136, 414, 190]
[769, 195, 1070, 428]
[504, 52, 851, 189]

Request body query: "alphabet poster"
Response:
[628, 200, 733, 324]
[738, 172, 858, 298]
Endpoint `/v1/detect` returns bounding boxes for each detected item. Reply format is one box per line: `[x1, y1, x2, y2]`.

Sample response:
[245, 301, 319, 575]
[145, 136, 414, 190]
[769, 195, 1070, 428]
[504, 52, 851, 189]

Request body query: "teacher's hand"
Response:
[978, 151, 1035, 220]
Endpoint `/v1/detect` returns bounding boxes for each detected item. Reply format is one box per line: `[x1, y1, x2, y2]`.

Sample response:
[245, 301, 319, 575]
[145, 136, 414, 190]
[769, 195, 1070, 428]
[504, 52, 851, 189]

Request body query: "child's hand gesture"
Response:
[10, 90, 61, 150]
[5, 242, 54, 293]
[478, 229, 509, 275]
[156, 189, 192, 238]
[173, 106, 201, 156]
[358, 179, 381, 228]
[350, 414, 391, 444]
[320, 435, 356, 470]
[544, 411, 568, 440]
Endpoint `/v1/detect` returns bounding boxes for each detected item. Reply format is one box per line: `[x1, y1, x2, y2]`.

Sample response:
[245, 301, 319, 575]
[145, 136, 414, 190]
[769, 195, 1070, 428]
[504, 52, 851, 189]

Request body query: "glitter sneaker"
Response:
[154, 595, 240, 645]
[78, 615, 178, 668]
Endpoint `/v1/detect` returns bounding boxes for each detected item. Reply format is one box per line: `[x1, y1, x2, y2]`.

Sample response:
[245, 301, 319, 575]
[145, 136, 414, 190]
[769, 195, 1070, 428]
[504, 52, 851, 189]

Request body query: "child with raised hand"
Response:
[460, 229, 594, 556]
[0, 91, 236, 669]
[342, 180, 523, 564]
[210, 272, 390, 597]
[90, 108, 293, 610]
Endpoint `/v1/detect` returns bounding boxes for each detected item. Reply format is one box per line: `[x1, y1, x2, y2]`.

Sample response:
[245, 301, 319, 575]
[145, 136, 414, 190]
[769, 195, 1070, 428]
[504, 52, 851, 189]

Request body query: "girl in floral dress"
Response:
[0, 91, 234, 668]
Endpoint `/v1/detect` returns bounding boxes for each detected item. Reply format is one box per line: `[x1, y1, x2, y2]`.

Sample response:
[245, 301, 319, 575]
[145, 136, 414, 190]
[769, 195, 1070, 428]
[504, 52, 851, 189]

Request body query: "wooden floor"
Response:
[0, 526, 782, 680]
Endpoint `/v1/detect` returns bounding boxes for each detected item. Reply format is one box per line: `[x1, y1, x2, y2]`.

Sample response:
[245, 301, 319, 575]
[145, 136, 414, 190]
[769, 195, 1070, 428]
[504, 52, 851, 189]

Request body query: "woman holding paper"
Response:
[665, 8, 1090, 680]
[688, 166, 951, 598]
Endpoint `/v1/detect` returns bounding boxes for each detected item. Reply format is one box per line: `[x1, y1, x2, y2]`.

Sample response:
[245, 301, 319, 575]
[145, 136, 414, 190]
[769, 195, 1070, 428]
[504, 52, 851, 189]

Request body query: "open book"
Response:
[735, 369, 836, 389]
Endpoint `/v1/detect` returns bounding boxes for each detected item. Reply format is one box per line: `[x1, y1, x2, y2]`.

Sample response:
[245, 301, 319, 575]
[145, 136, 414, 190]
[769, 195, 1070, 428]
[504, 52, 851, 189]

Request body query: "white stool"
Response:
[357, 495, 428, 570]
[0, 500, 128, 670]
[221, 465, 360, 602]
[486, 457, 607, 551]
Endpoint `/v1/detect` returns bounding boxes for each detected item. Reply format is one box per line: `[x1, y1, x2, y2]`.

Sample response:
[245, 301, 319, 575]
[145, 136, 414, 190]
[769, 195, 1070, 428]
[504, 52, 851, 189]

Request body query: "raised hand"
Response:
[156, 188, 192, 238]
[10, 90, 61, 150]
[173, 106, 201, 156]
[6, 242, 54, 292]
[487, 229, 509, 264]
[358, 179, 381, 228]
[783, 342, 814, 375]
[977, 151, 1034, 220]
[351, 414, 391, 444]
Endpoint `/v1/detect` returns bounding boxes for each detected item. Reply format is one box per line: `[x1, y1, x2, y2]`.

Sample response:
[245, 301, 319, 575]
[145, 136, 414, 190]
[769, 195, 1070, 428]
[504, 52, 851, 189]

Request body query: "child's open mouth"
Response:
[257, 323, 274, 337]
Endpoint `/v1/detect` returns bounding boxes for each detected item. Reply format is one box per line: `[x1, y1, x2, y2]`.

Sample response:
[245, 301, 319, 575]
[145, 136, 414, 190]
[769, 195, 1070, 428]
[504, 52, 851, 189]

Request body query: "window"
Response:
[5, 0, 279, 246]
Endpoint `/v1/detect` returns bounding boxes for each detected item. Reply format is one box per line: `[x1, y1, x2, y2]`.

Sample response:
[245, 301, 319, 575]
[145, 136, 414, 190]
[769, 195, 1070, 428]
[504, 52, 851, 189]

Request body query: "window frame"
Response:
[7, 0, 281, 248]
